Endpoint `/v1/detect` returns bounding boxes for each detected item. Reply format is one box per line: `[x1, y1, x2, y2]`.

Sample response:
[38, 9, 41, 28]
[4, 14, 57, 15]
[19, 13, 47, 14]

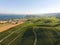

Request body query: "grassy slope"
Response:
[0, 17, 60, 45]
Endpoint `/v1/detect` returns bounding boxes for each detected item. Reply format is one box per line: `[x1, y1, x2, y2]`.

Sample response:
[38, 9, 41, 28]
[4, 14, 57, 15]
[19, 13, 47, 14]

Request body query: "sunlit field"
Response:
[0, 16, 60, 45]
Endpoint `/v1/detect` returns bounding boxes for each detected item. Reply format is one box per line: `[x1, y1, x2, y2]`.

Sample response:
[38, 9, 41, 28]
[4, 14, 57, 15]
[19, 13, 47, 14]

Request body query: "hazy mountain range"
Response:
[41, 13, 60, 18]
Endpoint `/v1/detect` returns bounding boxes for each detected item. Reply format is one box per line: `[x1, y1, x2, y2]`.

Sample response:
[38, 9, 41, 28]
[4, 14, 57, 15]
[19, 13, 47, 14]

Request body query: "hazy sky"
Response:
[0, 0, 60, 14]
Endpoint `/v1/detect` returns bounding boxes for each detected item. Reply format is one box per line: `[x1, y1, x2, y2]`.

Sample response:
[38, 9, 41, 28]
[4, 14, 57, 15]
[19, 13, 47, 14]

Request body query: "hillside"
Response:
[0, 17, 60, 45]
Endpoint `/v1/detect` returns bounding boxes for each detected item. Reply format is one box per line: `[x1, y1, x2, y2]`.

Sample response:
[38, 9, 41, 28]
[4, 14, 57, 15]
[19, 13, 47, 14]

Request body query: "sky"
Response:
[0, 0, 60, 14]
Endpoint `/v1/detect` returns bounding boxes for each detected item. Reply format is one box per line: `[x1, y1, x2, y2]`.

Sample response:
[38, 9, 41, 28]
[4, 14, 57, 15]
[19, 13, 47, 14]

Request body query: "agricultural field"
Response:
[0, 16, 60, 45]
[0, 18, 27, 32]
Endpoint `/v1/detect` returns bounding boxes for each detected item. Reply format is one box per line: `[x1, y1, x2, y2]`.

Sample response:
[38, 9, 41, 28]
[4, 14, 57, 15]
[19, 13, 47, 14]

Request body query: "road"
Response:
[33, 28, 37, 45]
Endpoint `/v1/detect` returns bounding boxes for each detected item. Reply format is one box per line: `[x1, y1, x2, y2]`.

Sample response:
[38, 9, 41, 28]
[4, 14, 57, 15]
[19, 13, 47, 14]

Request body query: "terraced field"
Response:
[0, 22, 30, 45]
[0, 17, 60, 45]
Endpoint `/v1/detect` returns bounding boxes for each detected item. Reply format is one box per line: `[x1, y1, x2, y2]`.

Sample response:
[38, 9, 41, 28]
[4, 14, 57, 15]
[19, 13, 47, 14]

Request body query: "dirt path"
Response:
[33, 28, 37, 45]
[0, 22, 24, 32]
[7, 33, 21, 45]
[0, 31, 14, 43]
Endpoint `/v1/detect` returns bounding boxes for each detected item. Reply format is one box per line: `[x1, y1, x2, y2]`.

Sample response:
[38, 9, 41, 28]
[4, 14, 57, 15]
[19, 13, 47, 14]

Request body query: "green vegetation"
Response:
[0, 16, 60, 45]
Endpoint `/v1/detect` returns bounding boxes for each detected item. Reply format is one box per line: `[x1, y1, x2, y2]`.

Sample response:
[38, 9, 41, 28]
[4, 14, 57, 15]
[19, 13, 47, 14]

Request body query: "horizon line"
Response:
[0, 12, 60, 15]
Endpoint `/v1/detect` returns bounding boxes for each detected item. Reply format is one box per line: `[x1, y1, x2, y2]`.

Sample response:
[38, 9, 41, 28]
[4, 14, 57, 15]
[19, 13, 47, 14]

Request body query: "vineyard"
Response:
[0, 17, 60, 45]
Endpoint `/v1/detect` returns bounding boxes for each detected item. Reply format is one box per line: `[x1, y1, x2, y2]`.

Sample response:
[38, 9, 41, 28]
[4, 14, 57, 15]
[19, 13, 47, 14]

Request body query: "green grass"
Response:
[0, 17, 60, 45]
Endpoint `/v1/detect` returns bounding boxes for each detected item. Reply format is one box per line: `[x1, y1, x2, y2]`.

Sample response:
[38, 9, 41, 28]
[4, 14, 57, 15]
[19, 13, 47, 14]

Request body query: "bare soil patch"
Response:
[0, 21, 24, 32]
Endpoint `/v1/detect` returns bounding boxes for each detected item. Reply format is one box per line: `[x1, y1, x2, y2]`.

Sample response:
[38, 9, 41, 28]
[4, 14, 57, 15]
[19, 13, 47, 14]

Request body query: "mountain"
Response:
[43, 13, 60, 18]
